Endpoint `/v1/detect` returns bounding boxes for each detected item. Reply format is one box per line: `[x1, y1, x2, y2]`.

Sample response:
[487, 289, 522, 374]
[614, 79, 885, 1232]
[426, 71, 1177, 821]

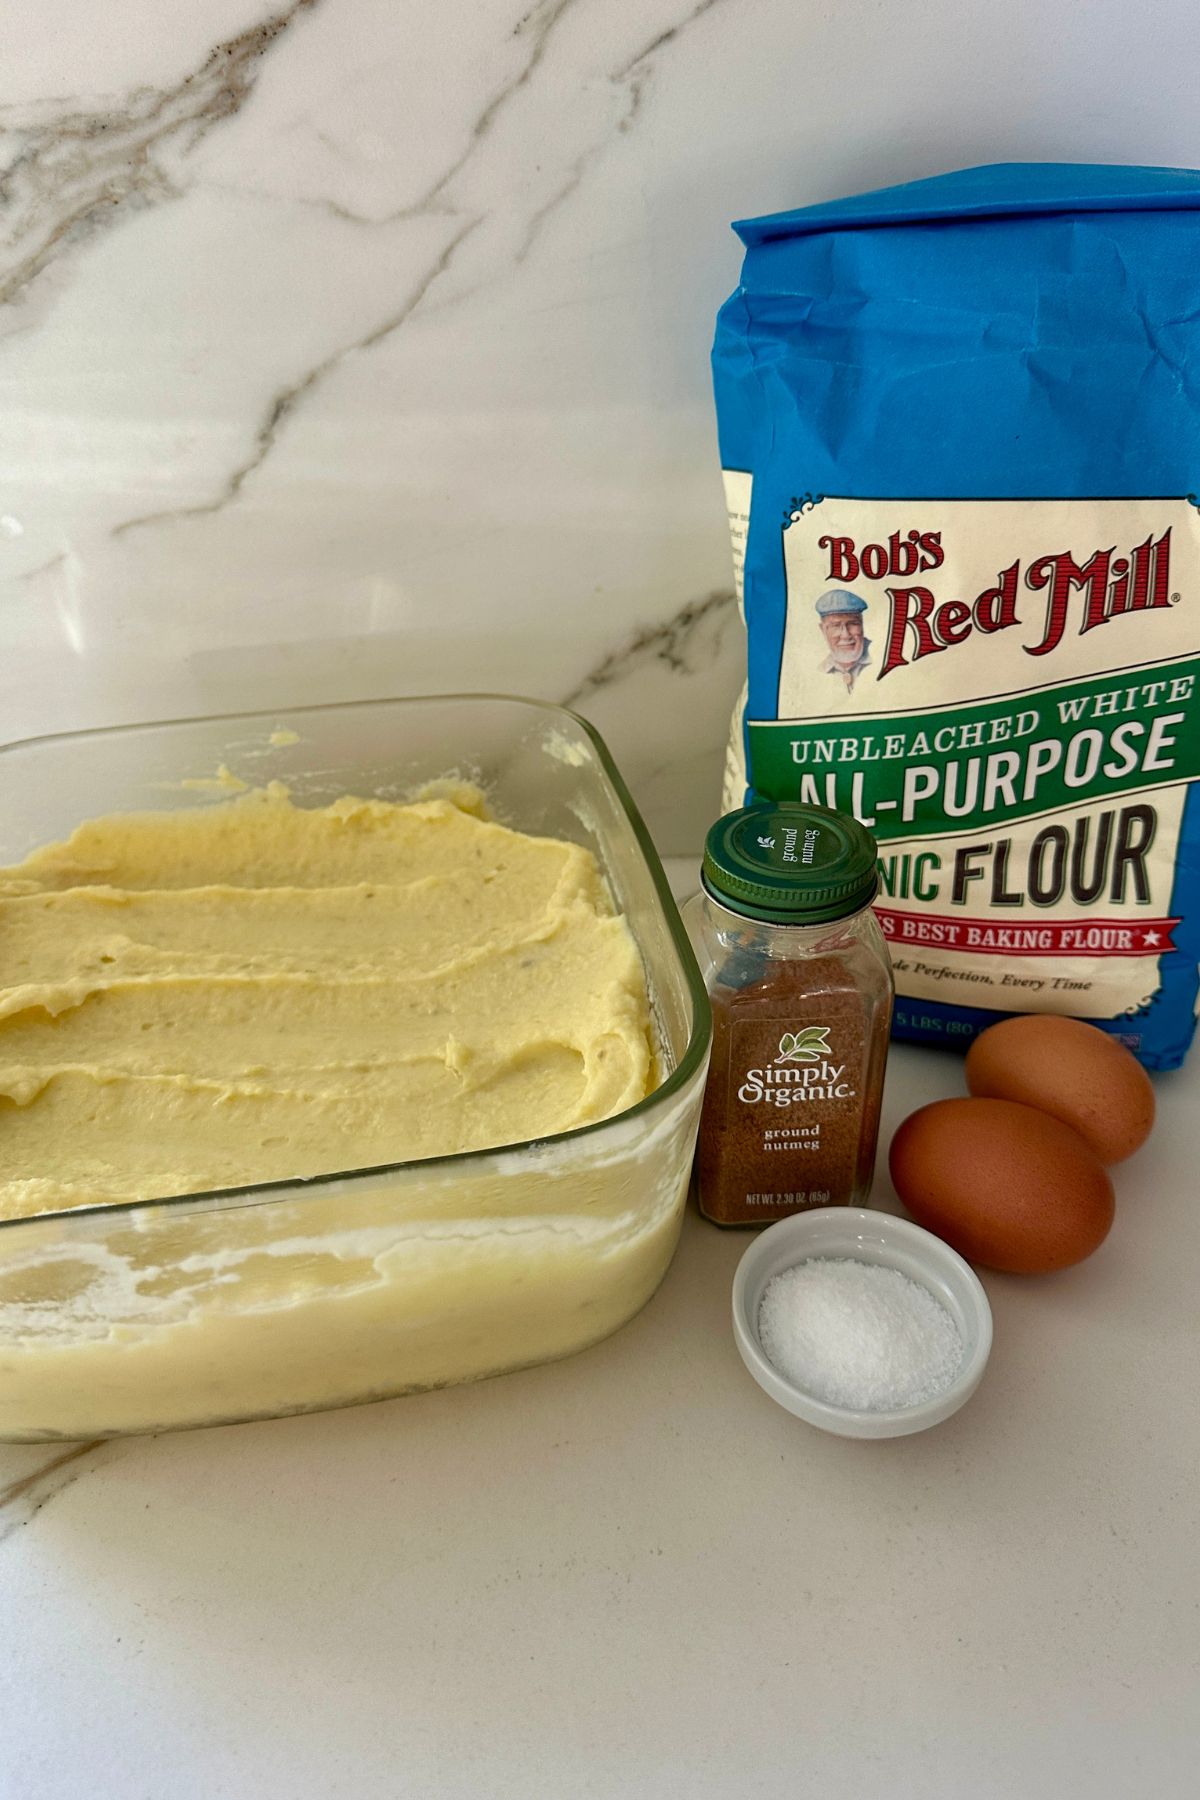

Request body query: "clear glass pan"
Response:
[0, 696, 711, 1439]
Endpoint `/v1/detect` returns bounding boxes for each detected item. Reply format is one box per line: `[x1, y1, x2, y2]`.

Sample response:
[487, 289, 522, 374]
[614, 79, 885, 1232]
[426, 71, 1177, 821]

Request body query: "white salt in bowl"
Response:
[732, 1208, 992, 1439]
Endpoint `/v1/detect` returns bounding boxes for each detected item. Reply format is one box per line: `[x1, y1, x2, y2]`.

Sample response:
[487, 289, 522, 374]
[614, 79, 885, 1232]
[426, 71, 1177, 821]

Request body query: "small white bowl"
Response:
[732, 1208, 993, 1439]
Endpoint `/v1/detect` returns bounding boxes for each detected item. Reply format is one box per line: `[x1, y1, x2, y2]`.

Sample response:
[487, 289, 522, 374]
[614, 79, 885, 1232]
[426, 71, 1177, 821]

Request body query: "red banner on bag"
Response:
[875, 909, 1180, 958]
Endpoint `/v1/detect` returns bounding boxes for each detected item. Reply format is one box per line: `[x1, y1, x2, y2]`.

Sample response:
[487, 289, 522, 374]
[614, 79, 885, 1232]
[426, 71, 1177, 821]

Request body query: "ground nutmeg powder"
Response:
[683, 801, 893, 1225]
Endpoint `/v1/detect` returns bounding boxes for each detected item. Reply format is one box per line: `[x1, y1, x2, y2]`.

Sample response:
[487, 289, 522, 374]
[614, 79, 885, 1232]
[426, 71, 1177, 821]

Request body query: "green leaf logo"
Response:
[777, 1026, 831, 1063]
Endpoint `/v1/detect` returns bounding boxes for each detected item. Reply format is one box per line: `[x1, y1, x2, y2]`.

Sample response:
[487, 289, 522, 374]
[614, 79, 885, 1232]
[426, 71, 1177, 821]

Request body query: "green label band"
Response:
[748, 657, 1200, 844]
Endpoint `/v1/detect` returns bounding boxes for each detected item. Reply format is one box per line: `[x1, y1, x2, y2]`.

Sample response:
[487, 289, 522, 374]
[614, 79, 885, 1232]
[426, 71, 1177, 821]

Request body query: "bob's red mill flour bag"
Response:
[712, 163, 1200, 1070]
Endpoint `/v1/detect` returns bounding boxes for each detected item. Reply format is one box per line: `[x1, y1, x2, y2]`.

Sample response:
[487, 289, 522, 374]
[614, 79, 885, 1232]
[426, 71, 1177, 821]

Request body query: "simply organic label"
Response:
[735, 1025, 855, 1106]
[746, 496, 1200, 1021]
[725, 1022, 860, 1214]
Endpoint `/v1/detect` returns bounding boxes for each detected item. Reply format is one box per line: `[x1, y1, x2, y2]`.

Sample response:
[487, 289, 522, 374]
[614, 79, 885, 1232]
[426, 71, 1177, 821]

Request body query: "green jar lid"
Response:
[702, 801, 879, 924]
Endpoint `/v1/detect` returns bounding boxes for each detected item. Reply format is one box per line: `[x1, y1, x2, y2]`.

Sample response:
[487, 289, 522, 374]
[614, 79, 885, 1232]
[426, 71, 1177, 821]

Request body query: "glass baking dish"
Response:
[0, 696, 711, 1440]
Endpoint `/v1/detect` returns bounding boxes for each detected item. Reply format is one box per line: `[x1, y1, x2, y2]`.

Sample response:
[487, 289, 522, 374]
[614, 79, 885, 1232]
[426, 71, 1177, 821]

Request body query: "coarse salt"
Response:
[758, 1257, 963, 1412]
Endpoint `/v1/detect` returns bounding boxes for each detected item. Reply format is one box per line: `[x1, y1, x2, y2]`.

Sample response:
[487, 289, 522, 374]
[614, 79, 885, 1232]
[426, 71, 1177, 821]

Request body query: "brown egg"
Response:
[889, 1097, 1115, 1274]
[965, 1014, 1154, 1164]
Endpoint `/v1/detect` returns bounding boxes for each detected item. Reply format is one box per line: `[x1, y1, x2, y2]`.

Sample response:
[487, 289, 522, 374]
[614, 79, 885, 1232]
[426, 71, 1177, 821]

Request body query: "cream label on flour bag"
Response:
[712, 166, 1200, 1068]
[754, 495, 1196, 1024]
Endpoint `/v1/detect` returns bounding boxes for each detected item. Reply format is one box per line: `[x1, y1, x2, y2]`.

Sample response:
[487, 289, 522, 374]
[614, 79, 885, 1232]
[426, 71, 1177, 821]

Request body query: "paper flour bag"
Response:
[713, 164, 1200, 1068]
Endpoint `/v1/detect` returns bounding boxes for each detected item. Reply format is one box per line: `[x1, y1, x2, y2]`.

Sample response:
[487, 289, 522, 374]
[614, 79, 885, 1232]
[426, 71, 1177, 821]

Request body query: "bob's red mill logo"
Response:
[818, 527, 1178, 677]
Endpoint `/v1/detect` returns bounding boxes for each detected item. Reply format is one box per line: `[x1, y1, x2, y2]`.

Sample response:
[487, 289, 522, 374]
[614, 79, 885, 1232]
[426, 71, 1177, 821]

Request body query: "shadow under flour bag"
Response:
[712, 163, 1200, 1070]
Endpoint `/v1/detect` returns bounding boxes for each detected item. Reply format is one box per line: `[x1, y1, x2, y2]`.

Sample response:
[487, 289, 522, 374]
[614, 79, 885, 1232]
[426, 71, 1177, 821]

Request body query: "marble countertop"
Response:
[3, 860, 1198, 1799]
[4, 5, 1200, 1787]
[6, 0, 1200, 858]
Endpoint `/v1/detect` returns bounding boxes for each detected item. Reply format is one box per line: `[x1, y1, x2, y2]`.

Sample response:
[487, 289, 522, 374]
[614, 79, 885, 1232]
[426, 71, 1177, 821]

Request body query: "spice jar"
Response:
[682, 801, 893, 1226]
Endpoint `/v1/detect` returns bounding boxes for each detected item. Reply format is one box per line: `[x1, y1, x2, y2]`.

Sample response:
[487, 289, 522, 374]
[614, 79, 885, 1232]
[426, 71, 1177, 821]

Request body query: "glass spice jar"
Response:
[682, 801, 893, 1226]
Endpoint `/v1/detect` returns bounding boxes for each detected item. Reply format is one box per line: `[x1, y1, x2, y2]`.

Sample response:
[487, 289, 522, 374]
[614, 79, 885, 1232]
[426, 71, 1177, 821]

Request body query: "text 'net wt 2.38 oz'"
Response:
[713, 163, 1200, 1069]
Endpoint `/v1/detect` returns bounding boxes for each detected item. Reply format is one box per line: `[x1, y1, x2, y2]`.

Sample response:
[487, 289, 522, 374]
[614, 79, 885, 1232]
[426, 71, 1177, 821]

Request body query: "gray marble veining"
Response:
[0, 1441, 112, 1544]
[0, 1, 320, 313]
[0, 0, 747, 848]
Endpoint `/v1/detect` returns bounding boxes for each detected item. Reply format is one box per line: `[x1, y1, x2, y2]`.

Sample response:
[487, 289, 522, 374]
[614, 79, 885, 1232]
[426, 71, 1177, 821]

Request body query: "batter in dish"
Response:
[0, 785, 656, 1218]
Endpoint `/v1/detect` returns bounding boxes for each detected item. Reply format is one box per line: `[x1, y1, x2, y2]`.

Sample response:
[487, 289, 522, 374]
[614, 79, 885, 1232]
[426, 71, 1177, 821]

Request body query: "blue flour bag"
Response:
[713, 163, 1200, 1069]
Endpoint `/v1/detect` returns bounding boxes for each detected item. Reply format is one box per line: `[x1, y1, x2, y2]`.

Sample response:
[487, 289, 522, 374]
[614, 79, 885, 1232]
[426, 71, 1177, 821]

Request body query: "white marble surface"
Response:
[3, 8, 1200, 1785]
[4, 0, 1200, 849]
[2, 859, 1199, 1798]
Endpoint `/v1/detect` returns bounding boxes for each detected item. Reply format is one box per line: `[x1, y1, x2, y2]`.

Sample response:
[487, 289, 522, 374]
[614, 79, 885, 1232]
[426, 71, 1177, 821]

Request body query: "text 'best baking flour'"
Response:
[712, 163, 1200, 1068]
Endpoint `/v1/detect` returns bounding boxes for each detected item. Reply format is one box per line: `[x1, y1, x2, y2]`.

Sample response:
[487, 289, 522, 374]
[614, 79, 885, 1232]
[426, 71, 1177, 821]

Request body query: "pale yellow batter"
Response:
[0, 785, 655, 1218]
[0, 781, 703, 1441]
